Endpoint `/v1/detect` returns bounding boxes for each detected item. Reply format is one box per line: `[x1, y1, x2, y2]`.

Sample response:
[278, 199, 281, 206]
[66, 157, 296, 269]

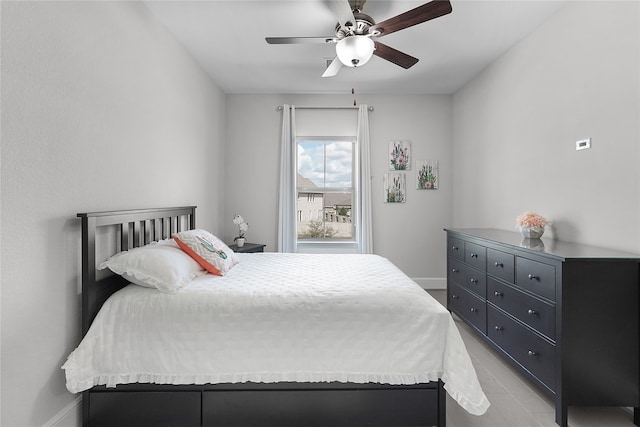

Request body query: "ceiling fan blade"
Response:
[322, 57, 343, 77]
[327, 0, 357, 32]
[373, 41, 419, 69]
[369, 0, 452, 37]
[266, 36, 337, 44]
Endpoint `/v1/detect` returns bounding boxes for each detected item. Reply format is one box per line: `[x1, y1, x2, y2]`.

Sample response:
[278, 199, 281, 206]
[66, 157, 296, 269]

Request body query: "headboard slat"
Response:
[143, 220, 152, 245]
[133, 220, 142, 248]
[121, 223, 130, 251]
[161, 218, 168, 240]
[153, 219, 161, 241]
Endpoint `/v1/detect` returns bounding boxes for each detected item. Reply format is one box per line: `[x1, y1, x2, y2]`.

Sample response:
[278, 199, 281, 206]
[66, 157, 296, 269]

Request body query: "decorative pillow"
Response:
[98, 239, 206, 293]
[173, 229, 239, 276]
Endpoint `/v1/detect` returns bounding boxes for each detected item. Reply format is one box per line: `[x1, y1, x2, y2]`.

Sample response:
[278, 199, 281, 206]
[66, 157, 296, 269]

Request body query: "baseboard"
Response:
[412, 277, 446, 290]
[42, 395, 81, 427]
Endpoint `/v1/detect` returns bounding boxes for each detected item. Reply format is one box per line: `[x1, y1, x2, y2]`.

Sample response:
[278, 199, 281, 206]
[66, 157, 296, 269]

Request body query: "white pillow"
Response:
[98, 239, 206, 293]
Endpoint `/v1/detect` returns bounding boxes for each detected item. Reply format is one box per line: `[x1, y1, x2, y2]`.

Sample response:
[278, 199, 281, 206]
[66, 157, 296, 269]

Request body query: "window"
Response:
[296, 137, 356, 242]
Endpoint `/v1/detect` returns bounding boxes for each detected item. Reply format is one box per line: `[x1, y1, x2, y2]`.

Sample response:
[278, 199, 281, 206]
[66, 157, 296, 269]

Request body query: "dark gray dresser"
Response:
[445, 228, 640, 427]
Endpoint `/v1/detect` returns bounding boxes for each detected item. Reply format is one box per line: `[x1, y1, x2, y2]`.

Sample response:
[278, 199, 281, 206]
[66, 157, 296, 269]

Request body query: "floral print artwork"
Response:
[416, 160, 438, 190]
[389, 141, 410, 170]
[383, 173, 406, 203]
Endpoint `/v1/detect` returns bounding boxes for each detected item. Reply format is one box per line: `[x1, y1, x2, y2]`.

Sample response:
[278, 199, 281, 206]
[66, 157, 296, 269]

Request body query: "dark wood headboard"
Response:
[77, 206, 197, 336]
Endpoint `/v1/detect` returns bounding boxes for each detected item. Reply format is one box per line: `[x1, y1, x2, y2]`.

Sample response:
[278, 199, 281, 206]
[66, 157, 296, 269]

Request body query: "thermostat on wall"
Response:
[576, 138, 591, 151]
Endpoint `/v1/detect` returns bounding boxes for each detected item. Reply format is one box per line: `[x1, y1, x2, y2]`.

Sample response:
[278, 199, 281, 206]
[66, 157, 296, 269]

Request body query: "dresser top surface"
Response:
[445, 228, 640, 261]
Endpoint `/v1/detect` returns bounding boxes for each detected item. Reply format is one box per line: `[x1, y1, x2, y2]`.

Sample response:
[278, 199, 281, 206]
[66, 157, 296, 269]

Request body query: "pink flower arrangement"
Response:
[515, 212, 550, 229]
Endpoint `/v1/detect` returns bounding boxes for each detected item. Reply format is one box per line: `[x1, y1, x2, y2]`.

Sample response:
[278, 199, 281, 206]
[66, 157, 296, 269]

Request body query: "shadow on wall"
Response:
[548, 220, 580, 243]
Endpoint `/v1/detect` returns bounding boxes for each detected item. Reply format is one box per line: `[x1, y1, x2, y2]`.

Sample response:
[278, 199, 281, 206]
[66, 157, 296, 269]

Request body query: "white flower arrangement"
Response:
[233, 214, 249, 241]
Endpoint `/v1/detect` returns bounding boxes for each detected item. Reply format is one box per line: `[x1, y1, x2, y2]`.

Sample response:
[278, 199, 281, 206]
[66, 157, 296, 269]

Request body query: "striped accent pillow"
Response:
[173, 229, 239, 275]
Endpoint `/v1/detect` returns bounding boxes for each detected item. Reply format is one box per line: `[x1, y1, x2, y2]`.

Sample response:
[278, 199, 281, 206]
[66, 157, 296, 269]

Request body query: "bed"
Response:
[64, 206, 488, 427]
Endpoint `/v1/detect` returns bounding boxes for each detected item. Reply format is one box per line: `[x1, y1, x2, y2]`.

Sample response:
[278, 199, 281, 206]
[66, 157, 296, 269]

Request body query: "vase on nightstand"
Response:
[235, 238, 245, 248]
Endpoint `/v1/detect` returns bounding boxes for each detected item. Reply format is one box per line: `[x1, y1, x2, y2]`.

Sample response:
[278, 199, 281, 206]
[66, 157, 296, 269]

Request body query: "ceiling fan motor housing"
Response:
[335, 12, 375, 37]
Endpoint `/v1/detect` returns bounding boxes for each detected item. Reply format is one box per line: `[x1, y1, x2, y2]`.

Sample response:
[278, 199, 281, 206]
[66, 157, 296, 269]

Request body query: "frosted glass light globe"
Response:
[336, 36, 375, 67]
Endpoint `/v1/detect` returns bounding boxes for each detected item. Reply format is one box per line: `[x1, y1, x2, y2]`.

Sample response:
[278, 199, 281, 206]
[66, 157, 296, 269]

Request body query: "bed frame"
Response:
[77, 206, 447, 427]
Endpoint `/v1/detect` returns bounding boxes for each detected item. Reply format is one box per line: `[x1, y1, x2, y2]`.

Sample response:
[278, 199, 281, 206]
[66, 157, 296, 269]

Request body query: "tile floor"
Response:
[427, 290, 636, 427]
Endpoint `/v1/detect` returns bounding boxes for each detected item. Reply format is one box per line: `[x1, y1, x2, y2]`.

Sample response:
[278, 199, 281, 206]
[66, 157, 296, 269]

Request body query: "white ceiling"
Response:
[144, 0, 567, 95]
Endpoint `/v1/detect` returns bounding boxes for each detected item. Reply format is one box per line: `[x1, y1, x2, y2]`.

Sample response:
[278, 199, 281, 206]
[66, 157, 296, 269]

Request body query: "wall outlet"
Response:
[575, 138, 591, 151]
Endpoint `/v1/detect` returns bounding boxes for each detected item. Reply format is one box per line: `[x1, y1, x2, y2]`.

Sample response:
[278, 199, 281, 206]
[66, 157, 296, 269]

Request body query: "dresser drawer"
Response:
[449, 282, 486, 334]
[448, 258, 486, 299]
[463, 265, 486, 299]
[487, 248, 514, 283]
[464, 242, 486, 271]
[516, 257, 556, 301]
[448, 257, 465, 284]
[488, 306, 555, 391]
[487, 278, 555, 340]
[448, 236, 464, 261]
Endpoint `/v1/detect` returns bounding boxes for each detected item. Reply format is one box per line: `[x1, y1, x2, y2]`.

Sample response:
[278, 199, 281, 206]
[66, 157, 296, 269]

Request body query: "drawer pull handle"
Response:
[528, 350, 537, 356]
[452, 268, 459, 273]
[494, 262, 503, 267]
[470, 278, 478, 284]
[494, 326, 504, 331]
[470, 307, 478, 313]
[452, 294, 459, 300]
[527, 309, 537, 315]
[470, 253, 478, 258]
[528, 274, 539, 280]
[452, 246, 459, 251]
[494, 291, 504, 297]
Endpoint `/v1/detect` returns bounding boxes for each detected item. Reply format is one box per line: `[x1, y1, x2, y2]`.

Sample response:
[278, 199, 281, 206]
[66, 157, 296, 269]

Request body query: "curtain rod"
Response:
[276, 105, 374, 112]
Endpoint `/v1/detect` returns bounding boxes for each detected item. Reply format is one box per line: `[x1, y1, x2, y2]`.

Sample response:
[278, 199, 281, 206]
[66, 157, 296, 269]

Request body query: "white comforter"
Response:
[63, 253, 489, 415]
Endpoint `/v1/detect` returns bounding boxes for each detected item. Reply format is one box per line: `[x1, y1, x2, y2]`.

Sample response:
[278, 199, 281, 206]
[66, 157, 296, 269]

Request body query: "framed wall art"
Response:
[416, 160, 438, 190]
[389, 141, 411, 170]
[383, 173, 406, 203]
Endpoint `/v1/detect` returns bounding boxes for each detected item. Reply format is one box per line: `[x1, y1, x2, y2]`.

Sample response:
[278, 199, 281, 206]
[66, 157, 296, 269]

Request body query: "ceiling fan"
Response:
[265, 0, 452, 77]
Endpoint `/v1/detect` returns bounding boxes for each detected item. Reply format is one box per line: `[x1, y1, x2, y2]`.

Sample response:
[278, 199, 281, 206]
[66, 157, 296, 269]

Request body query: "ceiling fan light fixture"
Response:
[336, 36, 374, 67]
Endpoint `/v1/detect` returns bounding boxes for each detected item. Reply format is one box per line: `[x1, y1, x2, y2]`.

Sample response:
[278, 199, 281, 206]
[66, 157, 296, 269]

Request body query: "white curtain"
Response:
[277, 105, 297, 253]
[357, 104, 373, 254]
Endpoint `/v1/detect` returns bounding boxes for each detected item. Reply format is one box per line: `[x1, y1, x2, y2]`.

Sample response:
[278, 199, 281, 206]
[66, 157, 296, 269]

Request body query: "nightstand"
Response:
[229, 243, 266, 253]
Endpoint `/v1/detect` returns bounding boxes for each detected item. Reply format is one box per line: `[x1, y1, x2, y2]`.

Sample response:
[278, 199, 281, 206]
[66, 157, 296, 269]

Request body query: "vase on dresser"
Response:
[518, 225, 544, 239]
[235, 237, 245, 248]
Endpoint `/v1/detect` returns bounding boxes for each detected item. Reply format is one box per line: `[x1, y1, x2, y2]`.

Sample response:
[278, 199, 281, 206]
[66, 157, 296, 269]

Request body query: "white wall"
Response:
[0, 2, 226, 426]
[224, 94, 452, 284]
[452, 1, 640, 252]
